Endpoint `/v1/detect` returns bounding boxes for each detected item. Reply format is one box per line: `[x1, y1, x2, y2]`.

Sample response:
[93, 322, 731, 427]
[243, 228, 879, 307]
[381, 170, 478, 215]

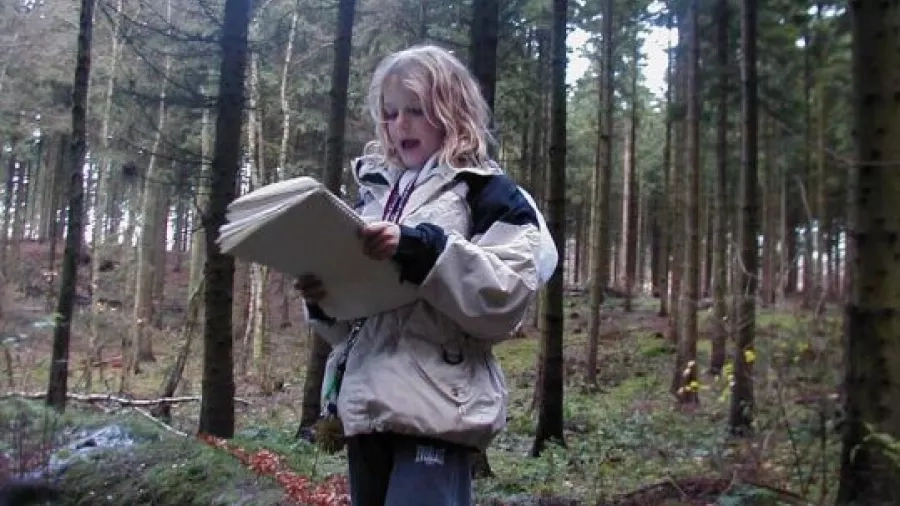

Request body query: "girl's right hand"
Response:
[295, 274, 327, 303]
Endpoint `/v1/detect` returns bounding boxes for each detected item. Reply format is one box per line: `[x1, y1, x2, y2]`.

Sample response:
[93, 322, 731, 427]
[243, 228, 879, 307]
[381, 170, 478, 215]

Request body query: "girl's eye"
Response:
[383, 110, 398, 120]
[408, 107, 424, 116]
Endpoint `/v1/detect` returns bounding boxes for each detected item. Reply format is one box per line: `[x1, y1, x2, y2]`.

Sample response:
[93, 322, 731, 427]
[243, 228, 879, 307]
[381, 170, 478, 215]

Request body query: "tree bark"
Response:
[836, 0, 900, 501]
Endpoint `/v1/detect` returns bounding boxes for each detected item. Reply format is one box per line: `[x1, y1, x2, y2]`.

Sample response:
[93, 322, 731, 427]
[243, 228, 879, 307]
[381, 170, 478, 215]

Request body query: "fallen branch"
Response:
[132, 406, 188, 437]
[0, 391, 252, 407]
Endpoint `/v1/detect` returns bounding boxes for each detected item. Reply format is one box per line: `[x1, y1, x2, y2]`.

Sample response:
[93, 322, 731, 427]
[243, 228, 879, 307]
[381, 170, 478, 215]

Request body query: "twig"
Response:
[0, 391, 252, 406]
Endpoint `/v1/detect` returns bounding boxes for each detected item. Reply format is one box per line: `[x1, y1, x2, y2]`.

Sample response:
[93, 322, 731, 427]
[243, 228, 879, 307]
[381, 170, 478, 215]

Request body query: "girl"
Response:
[298, 44, 556, 506]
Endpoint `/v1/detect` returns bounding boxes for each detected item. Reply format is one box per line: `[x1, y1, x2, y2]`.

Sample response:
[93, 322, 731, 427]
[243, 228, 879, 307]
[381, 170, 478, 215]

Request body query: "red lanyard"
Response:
[382, 173, 419, 223]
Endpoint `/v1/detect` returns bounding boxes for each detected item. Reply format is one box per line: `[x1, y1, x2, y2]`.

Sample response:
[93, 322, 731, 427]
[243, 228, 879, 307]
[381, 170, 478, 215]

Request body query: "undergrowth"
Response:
[0, 291, 843, 505]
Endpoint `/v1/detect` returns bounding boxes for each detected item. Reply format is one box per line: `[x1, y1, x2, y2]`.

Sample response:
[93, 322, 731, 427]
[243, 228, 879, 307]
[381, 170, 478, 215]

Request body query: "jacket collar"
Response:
[352, 152, 503, 221]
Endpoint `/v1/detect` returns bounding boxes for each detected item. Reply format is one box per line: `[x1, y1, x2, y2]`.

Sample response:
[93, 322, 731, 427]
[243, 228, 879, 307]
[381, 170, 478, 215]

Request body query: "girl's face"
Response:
[381, 76, 444, 171]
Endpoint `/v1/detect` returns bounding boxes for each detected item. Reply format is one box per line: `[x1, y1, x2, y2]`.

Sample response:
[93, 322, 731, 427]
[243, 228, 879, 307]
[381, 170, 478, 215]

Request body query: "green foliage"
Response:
[471, 297, 844, 504]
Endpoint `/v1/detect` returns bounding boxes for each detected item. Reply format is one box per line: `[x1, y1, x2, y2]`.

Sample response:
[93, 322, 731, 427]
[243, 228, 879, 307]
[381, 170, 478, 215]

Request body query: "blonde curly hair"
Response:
[365, 45, 495, 169]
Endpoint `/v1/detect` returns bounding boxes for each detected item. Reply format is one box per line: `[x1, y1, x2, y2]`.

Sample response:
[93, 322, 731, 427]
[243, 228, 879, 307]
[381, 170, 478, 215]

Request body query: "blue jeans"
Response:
[346, 433, 474, 506]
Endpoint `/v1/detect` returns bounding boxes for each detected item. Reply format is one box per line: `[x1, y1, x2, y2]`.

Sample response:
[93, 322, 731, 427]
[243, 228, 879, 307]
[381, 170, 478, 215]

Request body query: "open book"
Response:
[217, 176, 419, 320]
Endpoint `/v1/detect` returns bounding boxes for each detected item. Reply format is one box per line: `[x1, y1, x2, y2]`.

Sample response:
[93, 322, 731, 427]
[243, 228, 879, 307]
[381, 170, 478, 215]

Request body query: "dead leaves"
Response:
[199, 433, 350, 505]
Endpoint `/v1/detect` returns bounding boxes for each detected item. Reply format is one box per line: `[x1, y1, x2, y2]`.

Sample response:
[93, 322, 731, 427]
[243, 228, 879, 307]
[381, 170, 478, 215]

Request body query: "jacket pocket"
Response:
[402, 331, 475, 409]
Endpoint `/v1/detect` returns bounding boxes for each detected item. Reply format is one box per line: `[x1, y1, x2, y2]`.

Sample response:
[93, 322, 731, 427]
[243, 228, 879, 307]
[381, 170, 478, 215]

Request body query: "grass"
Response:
[1, 284, 843, 505]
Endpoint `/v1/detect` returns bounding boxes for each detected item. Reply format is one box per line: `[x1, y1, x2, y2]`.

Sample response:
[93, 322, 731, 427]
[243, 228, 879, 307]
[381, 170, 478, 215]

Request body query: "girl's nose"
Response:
[396, 110, 410, 128]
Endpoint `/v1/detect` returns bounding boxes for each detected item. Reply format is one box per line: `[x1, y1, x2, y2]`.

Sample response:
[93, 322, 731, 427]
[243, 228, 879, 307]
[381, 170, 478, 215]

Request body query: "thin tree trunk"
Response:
[729, 0, 758, 436]
[131, 0, 173, 369]
[622, 43, 639, 311]
[802, 25, 815, 307]
[586, 0, 614, 383]
[814, 76, 827, 311]
[667, 31, 685, 345]
[761, 111, 777, 306]
[198, 0, 253, 439]
[47, 0, 94, 411]
[709, 0, 729, 375]
[531, 0, 567, 457]
[658, 28, 673, 318]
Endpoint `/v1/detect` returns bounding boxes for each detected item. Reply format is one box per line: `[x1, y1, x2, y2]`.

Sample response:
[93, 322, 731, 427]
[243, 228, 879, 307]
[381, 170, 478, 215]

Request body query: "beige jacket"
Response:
[307, 154, 543, 451]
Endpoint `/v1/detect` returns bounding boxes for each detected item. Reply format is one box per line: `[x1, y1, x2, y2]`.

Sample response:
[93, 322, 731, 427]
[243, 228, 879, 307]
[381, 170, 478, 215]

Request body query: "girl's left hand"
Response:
[360, 221, 400, 261]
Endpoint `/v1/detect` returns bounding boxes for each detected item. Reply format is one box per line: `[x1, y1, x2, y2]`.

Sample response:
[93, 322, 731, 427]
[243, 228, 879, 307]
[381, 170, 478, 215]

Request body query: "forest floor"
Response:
[0, 242, 842, 505]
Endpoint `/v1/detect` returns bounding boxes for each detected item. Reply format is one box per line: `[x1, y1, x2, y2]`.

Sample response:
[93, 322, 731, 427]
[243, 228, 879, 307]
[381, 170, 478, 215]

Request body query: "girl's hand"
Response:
[360, 221, 400, 261]
[295, 273, 327, 303]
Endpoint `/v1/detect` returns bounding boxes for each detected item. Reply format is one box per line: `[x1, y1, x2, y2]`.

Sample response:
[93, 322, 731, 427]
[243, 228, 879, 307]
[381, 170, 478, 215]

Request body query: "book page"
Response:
[218, 186, 419, 320]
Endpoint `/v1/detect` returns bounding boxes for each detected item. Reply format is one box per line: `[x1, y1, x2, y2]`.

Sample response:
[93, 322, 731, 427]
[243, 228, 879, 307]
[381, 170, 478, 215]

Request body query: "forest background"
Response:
[2, 0, 895, 504]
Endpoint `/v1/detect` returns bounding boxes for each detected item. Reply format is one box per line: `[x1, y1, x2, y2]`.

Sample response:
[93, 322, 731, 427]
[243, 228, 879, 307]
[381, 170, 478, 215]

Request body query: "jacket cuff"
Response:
[306, 302, 336, 324]
[392, 223, 447, 284]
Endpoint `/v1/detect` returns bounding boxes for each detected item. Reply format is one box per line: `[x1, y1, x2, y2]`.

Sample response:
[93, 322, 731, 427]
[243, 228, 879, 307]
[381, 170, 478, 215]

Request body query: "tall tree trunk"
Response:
[802, 24, 815, 307]
[836, 0, 900, 501]
[531, 0, 567, 457]
[198, 0, 253, 439]
[47, 0, 94, 411]
[658, 29, 673, 318]
[585, 0, 614, 384]
[709, 0, 729, 375]
[242, 39, 273, 390]
[622, 42, 639, 312]
[131, 0, 173, 368]
[761, 111, 777, 306]
[729, 0, 758, 436]
[667, 28, 685, 345]
[298, 0, 357, 430]
[814, 76, 827, 310]
[672, 0, 699, 405]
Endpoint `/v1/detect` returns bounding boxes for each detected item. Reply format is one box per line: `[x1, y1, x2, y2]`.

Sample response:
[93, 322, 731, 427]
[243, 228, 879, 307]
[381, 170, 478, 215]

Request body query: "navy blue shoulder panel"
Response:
[454, 172, 539, 236]
[359, 172, 389, 186]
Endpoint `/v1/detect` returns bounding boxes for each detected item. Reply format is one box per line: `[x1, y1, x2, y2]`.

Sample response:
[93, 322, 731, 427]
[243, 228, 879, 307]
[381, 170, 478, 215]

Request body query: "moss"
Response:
[56, 439, 289, 505]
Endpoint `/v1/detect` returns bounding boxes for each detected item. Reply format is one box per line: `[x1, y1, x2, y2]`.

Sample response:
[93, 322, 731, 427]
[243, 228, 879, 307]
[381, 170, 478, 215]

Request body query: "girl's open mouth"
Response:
[400, 139, 420, 150]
